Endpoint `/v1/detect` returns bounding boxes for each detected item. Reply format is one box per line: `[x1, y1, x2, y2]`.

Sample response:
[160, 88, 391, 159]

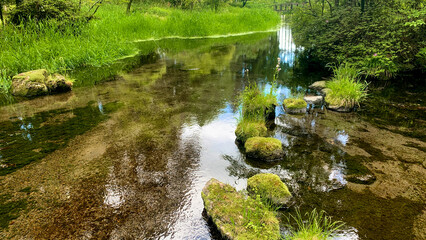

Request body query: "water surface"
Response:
[0, 26, 425, 240]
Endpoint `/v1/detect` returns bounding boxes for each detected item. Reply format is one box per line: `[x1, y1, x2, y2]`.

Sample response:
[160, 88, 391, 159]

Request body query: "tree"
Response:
[127, 0, 134, 13]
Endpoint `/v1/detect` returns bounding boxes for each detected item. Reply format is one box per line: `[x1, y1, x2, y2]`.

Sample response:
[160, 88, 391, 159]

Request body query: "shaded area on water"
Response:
[0, 102, 122, 175]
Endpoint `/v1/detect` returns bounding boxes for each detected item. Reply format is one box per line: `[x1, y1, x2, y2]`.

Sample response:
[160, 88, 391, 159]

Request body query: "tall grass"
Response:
[0, 3, 280, 91]
[238, 82, 277, 122]
[325, 63, 368, 108]
[285, 208, 344, 240]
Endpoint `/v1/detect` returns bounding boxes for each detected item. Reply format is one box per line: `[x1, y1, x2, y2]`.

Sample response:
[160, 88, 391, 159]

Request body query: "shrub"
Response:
[325, 63, 368, 108]
[9, 0, 83, 25]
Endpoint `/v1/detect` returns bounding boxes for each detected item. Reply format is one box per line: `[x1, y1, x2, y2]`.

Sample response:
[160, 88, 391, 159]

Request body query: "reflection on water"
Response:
[0, 25, 424, 240]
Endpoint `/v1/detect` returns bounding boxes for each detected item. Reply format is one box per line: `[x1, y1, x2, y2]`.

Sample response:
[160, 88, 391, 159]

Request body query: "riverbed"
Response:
[0, 26, 425, 239]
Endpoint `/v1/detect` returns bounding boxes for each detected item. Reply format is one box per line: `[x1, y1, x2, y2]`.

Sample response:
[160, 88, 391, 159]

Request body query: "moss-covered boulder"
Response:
[235, 121, 267, 143]
[247, 173, 292, 206]
[11, 69, 72, 97]
[283, 98, 307, 114]
[309, 80, 327, 91]
[245, 137, 284, 161]
[201, 178, 281, 240]
[325, 96, 354, 112]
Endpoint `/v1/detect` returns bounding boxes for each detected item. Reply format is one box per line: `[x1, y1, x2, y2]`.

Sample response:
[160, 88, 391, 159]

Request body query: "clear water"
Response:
[0, 26, 424, 240]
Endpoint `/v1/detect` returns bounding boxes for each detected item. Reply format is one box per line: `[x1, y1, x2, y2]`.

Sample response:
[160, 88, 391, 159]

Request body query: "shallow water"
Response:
[0, 26, 425, 240]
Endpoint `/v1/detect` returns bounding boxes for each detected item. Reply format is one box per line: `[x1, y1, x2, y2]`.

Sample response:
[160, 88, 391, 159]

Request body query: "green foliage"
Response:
[239, 83, 278, 122]
[285, 208, 344, 240]
[9, 0, 83, 25]
[290, 0, 426, 79]
[325, 63, 368, 108]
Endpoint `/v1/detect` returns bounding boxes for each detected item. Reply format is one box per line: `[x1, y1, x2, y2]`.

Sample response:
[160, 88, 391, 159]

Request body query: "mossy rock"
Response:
[245, 137, 284, 161]
[11, 69, 72, 97]
[201, 178, 280, 240]
[283, 98, 307, 114]
[325, 95, 354, 112]
[235, 121, 267, 143]
[309, 81, 327, 91]
[247, 173, 292, 206]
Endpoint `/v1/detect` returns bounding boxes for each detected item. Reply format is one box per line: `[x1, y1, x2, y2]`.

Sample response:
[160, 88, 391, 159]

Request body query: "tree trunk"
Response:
[335, 0, 339, 7]
[361, 0, 365, 12]
[127, 0, 134, 14]
[0, 3, 4, 27]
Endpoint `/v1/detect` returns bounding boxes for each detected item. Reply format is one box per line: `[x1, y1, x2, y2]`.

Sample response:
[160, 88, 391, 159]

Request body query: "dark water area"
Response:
[0, 26, 425, 240]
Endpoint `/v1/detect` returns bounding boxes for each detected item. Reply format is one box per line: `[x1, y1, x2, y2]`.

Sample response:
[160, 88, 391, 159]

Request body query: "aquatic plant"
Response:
[325, 63, 368, 108]
[285, 208, 344, 240]
[239, 82, 278, 122]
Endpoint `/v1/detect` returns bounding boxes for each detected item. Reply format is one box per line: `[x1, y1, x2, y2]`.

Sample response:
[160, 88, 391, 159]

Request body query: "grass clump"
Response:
[201, 178, 280, 240]
[247, 173, 292, 206]
[235, 120, 267, 143]
[240, 83, 277, 122]
[283, 98, 307, 109]
[325, 63, 368, 108]
[285, 208, 344, 240]
[245, 137, 284, 161]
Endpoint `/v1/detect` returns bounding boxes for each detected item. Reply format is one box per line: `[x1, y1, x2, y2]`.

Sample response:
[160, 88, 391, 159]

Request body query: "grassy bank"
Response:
[0, 3, 280, 91]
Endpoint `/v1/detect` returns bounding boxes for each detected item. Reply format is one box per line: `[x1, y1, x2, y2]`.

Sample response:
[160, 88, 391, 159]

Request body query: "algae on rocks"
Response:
[283, 98, 307, 114]
[247, 173, 292, 206]
[235, 121, 267, 143]
[201, 178, 281, 240]
[245, 137, 284, 161]
[11, 69, 72, 97]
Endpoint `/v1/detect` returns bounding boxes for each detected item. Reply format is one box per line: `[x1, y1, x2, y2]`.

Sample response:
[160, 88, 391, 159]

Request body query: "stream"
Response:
[0, 26, 425, 240]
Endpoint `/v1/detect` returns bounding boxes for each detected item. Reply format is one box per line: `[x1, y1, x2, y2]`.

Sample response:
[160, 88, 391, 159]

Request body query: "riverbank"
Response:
[0, 3, 280, 91]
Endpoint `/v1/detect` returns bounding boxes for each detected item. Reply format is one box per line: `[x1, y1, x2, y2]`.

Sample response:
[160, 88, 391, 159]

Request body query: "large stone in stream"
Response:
[245, 137, 284, 161]
[11, 69, 73, 97]
[247, 173, 292, 206]
[346, 174, 376, 185]
[235, 121, 267, 143]
[309, 81, 327, 91]
[283, 98, 307, 114]
[201, 178, 280, 240]
[304, 95, 323, 105]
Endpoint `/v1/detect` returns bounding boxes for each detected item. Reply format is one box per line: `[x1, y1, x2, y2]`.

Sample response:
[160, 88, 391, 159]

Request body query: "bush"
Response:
[290, 0, 426, 79]
[9, 0, 83, 25]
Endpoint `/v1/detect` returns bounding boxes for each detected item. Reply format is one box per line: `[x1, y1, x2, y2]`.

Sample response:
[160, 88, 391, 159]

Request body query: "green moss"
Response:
[283, 98, 307, 109]
[235, 121, 267, 143]
[12, 69, 48, 83]
[0, 194, 28, 229]
[245, 137, 284, 161]
[201, 179, 280, 240]
[247, 173, 291, 206]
